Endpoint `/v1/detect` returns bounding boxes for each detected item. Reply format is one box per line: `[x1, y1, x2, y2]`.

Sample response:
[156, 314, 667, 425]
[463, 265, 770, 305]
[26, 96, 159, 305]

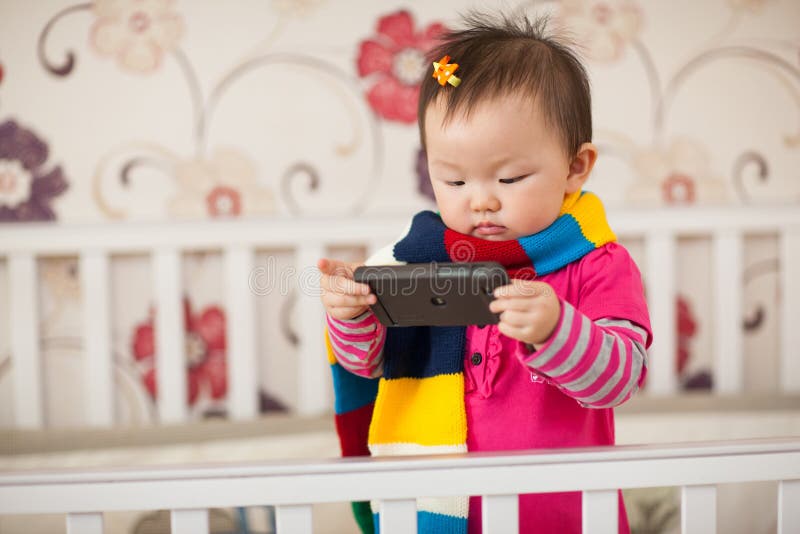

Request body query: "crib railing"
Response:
[1, 438, 799, 533]
[1, 206, 799, 429]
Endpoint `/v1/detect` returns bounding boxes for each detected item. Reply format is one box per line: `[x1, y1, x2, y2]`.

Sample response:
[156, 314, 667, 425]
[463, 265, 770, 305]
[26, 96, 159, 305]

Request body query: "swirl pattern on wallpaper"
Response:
[512, 0, 800, 206]
[36, 0, 390, 218]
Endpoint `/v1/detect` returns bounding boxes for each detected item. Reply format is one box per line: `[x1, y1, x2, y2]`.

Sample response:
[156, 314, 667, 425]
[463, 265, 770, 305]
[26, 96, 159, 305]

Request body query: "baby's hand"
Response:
[318, 258, 377, 321]
[489, 280, 560, 347]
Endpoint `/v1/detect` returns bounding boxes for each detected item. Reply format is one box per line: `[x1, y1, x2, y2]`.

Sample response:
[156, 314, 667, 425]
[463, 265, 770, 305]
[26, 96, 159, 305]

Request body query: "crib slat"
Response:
[780, 229, 800, 392]
[81, 251, 114, 427]
[9, 253, 43, 428]
[380, 499, 417, 533]
[171, 509, 208, 534]
[681, 484, 716, 534]
[713, 231, 743, 394]
[153, 249, 187, 423]
[482, 494, 518, 533]
[581, 490, 617, 534]
[224, 245, 258, 420]
[67, 512, 103, 534]
[295, 243, 330, 415]
[275, 504, 313, 534]
[778, 480, 800, 534]
[644, 232, 678, 395]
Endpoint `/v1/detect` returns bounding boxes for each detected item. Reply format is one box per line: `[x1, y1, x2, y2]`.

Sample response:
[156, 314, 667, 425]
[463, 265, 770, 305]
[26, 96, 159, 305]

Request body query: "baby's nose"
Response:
[471, 191, 500, 212]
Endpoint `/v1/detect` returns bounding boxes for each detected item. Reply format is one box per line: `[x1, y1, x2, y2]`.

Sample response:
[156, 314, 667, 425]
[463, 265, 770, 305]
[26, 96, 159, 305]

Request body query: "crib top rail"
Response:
[1, 437, 799, 515]
[0, 206, 799, 255]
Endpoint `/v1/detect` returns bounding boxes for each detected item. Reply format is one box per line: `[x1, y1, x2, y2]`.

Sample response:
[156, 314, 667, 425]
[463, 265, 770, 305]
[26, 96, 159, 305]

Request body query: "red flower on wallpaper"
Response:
[132, 298, 227, 405]
[357, 10, 446, 123]
[662, 173, 696, 204]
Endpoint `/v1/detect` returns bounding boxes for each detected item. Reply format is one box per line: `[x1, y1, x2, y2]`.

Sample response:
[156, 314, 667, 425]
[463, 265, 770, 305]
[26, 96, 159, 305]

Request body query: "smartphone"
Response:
[353, 262, 509, 327]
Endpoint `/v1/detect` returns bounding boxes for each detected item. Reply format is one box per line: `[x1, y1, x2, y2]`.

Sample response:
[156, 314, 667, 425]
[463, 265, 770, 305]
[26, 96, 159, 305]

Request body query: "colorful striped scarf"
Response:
[326, 190, 616, 533]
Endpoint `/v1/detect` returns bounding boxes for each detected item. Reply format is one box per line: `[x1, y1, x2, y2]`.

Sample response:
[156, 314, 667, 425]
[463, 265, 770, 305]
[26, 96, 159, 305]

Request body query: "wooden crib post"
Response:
[275, 504, 313, 534]
[170, 509, 209, 534]
[153, 248, 188, 424]
[9, 252, 44, 429]
[224, 244, 258, 420]
[681, 485, 716, 534]
[80, 250, 114, 427]
[482, 494, 519, 532]
[713, 230, 743, 394]
[295, 242, 329, 415]
[778, 479, 800, 534]
[379, 499, 417, 533]
[644, 231, 678, 395]
[581, 490, 618, 534]
[780, 229, 800, 393]
[67, 512, 103, 534]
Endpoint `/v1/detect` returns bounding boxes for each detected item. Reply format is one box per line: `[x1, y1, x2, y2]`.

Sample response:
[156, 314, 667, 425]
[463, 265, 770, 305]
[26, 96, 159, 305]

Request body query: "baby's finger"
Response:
[332, 276, 372, 296]
[318, 258, 362, 278]
[499, 309, 535, 328]
[489, 297, 537, 314]
[324, 292, 376, 308]
[493, 280, 551, 299]
[322, 273, 371, 296]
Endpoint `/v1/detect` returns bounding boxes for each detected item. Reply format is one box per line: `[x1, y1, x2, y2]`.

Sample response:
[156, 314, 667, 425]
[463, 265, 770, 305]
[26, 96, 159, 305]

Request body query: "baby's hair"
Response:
[418, 11, 592, 158]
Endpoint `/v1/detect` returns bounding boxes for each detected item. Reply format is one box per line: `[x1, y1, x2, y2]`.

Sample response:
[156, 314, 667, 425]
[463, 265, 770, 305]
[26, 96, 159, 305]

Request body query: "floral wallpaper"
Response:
[357, 10, 446, 123]
[132, 297, 228, 408]
[0, 0, 797, 423]
[0, 3, 795, 533]
[0, 120, 69, 222]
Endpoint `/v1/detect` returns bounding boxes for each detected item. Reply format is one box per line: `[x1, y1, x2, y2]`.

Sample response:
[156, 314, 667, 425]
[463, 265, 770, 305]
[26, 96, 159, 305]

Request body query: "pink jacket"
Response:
[327, 242, 652, 533]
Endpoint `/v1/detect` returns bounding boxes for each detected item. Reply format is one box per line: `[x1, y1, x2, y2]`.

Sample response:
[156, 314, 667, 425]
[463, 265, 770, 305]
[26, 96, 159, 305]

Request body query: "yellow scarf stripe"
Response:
[368, 374, 467, 447]
[561, 191, 616, 247]
[324, 328, 337, 365]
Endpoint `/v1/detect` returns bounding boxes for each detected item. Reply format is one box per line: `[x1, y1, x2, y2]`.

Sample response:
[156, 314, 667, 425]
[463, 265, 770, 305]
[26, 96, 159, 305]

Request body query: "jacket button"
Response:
[471, 352, 482, 365]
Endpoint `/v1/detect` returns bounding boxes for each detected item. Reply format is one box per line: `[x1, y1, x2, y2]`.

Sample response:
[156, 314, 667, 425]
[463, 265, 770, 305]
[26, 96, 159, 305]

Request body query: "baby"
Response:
[319, 12, 651, 534]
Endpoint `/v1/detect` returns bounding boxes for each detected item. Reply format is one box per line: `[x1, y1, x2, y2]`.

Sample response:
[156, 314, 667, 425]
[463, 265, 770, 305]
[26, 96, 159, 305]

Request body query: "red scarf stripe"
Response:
[444, 229, 534, 276]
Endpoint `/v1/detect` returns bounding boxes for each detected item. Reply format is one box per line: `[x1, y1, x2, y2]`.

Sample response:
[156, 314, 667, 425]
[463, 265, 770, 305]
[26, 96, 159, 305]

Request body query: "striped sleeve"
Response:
[516, 300, 648, 408]
[326, 311, 386, 378]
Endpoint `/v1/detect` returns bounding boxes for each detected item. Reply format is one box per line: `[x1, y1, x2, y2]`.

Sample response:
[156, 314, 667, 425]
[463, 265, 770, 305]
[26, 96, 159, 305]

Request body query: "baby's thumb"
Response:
[317, 258, 360, 278]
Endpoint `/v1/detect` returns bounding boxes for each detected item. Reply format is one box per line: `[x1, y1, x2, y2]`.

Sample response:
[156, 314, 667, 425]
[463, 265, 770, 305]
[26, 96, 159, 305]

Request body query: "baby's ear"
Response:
[565, 142, 598, 194]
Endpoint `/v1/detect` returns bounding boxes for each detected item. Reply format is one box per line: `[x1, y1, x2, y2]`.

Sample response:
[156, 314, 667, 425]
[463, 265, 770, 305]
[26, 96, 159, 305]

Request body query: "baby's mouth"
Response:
[474, 222, 507, 236]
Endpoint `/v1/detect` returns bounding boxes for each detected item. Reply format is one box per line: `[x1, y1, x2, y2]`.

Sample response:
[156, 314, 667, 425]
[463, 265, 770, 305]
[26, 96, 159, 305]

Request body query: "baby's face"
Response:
[424, 93, 579, 241]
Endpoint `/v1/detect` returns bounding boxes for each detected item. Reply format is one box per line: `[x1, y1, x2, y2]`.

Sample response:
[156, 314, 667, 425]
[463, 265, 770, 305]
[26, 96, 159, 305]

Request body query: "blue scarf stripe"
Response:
[373, 511, 468, 533]
[393, 212, 450, 263]
[331, 362, 379, 414]
[517, 213, 595, 275]
[383, 326, 465, 379]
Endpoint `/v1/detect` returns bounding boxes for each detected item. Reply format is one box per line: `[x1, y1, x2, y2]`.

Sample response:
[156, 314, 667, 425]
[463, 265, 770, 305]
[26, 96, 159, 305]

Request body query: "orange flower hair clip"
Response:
[432, 55, 461, 87]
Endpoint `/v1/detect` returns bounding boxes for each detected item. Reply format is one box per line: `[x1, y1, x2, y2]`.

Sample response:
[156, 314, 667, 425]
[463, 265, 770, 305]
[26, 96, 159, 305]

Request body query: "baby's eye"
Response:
[446, 180, 465, 186]
[499, 176, 526, 184]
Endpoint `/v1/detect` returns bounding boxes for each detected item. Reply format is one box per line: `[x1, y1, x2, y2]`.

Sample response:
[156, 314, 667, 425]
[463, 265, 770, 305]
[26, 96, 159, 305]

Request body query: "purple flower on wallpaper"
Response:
[416, 147, 435, 202]
[0, 119, 69, 222]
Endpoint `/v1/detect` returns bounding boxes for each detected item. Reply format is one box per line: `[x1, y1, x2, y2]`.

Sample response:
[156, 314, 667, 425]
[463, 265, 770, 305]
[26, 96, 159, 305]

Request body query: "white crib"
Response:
[1, 438, 799, 534]
[1, 205, 799, 533]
